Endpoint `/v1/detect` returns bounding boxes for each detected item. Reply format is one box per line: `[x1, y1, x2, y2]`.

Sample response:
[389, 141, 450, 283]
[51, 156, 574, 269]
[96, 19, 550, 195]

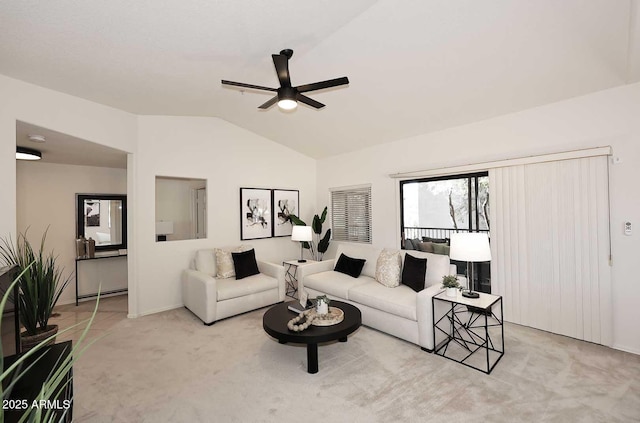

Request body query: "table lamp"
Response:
[291, 225, 312, 263]
[155, 221, 174, 242]
[449, 232, 491, 298]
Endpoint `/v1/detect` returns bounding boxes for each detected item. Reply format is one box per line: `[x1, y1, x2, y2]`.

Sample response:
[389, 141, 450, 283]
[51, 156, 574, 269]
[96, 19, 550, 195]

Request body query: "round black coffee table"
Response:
[263, 300, 361, 374]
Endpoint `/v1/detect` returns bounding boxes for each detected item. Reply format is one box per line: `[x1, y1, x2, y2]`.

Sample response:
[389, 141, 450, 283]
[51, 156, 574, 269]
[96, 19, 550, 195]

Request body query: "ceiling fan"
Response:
[221, 49, 349, 111]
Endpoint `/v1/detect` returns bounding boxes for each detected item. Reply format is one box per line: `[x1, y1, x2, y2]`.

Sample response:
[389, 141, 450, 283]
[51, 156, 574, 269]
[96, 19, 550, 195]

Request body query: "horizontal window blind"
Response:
[331, 186, 372, 243]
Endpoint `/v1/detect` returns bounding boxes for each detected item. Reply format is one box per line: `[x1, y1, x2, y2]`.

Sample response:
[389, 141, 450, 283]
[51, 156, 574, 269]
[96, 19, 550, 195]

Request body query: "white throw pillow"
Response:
[375, 249, 402, 288]
[215, 245, 252, 279]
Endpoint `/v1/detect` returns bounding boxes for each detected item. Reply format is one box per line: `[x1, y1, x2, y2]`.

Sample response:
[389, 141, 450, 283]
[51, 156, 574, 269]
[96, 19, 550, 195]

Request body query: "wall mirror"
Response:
[76, 194, 127, 251]
[155, 176, 207, 242]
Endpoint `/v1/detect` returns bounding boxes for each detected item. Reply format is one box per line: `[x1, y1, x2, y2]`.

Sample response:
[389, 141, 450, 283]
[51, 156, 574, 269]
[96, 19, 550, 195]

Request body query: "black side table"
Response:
[432, 291, 504, 374]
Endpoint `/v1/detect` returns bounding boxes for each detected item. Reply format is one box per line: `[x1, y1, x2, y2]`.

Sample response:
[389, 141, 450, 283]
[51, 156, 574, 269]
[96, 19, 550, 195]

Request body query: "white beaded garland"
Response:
[287, 310, 315, 332]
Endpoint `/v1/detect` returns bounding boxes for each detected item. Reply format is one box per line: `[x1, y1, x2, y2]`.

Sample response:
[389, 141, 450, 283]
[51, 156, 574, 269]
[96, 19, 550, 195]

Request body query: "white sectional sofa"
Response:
[182, 248, 285, 325]
[298, 243, 460, 351]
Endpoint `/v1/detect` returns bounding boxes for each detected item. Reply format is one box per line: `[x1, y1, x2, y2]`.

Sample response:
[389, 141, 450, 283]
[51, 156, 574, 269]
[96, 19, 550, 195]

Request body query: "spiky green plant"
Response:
[0, 264, 103, 422]
[0, 229, 72, 336]
[290, 206, 332, 261]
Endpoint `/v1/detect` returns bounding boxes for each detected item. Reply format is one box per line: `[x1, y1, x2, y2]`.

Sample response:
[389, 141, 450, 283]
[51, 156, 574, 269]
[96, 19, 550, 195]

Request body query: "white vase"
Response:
[446, 287, 457, 298]
[317, 302, 328, 315]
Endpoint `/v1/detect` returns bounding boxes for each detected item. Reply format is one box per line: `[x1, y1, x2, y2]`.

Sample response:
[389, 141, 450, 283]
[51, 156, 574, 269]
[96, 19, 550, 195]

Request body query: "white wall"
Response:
[0, 74, 137, 311]
[5, 72, 636, 353]
[134, 116, 317, 316]
[0, 74, 136, 240]
[0, 75, 318, 319]
[317, 83, 640, 354]
[16, 161, 128, 305]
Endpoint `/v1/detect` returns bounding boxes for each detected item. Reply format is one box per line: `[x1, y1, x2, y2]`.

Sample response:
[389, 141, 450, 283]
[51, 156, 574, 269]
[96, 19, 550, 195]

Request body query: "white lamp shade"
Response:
[291, 225, 313, 242]
[155, 221, 174, 235]
[449, 232, 491, 262]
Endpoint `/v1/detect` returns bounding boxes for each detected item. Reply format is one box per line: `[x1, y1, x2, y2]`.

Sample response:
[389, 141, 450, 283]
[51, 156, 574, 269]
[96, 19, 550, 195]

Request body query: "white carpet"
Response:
[73, 305, 640, 422]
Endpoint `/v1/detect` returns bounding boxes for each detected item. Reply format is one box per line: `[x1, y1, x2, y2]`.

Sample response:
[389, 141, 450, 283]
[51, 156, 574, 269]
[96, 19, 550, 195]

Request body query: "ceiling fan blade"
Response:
[258, 96, 279, 109]
[297, 94, 325, 109]
[221, 80, 277, 92]
[295, 77, 349, 93]
[272, 54, 291, 87]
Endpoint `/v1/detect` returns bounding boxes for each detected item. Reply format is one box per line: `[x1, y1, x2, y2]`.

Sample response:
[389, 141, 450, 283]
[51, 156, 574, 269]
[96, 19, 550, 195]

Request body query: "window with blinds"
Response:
[330, 185, 372, 243]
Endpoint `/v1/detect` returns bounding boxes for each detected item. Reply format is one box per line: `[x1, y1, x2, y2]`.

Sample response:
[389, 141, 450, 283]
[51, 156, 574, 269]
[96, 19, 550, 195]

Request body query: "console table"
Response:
[282, 260, 317, 298]
[75, 253, 127, 306]
[432, 291, 504, 374]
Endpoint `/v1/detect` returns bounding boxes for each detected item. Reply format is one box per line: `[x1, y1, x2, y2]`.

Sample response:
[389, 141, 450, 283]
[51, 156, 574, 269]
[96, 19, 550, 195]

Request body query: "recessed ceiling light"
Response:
[16, 146, 42, 161]
[28, 134, 46, 143]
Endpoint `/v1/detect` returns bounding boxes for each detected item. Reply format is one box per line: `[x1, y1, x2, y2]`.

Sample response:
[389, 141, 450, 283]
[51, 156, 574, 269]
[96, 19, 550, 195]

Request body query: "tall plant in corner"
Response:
[0, 228, 72, 350]
[1, 265, 104, 423]
[290, 206, 332, 261]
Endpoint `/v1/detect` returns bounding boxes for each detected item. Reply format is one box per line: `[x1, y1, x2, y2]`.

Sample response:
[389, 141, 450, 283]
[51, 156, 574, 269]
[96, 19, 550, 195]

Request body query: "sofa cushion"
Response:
[304, 271, 369, 299]
[232, 249, 260, 280]
[422, 237, 449, 244]
[195, 250, 217, 276]
[334, 253, 366, 278]
[217, 273, 278, 301]
[399, 250, 451, 287]
[402, 253, 427, 292]
[417, 241, 434, 253]
[349, 282, 417, 321]
[335, 244, 382, 278]
[432, 243, 451, 256]
[215, 245, 251, 279]
[375, 249, 402, 288]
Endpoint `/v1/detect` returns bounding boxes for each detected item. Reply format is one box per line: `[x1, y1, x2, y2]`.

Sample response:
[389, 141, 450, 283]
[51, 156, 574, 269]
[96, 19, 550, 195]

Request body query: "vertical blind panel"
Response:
[490, 156, 611, 345]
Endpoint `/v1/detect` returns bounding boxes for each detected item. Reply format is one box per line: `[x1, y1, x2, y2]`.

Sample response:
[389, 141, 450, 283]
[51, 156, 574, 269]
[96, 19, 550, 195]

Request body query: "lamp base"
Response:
[297, 259, 307, 263]
[461, 290, 480, 299]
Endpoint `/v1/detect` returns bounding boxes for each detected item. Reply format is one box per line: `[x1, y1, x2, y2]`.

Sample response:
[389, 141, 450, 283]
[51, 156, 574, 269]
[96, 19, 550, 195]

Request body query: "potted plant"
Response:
[290, 206, 332, 261]
[442, 275, 460, 298]
[0, 229, 72, 351]
[1, 265, 101, 422]
[315, 295, 330, 315]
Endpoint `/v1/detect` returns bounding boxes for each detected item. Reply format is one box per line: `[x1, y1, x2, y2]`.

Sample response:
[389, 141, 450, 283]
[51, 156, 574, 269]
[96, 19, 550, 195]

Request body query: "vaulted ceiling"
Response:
[2, 1, 639, 159]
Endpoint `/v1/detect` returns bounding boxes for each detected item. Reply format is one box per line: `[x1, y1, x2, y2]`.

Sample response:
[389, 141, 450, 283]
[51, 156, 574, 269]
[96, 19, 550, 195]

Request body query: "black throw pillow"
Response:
[334, 253, 366, 278]
[402, 253, 427, 292]
[232, 248, 260, 280]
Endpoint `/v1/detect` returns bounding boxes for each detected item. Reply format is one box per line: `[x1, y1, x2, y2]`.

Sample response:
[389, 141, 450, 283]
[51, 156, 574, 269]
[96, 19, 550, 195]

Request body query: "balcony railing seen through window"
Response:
[400, 172, 490, 293]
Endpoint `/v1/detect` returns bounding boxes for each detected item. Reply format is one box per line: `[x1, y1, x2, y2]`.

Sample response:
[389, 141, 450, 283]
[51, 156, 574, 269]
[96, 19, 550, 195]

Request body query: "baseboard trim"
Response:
[134, 303, 183, 318]
[612, 343, 640, 356]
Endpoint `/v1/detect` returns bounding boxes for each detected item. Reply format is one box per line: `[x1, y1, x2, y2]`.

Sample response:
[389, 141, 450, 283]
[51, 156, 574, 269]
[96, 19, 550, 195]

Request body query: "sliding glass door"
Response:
[400, 172, 490, 292]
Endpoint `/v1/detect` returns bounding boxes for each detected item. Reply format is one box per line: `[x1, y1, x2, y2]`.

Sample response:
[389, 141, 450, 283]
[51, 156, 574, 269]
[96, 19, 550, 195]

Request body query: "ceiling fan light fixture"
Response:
[277, 98, 297, 110]
[16, 146, 42, 161]
[277, 86, 297, 110]
[221, 48, 349, 111]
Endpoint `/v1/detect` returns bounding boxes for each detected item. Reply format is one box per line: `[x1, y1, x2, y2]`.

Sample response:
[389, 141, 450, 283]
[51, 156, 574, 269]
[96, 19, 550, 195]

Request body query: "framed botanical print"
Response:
[272, 189, 299, 237]
[240, 188, 272, 240]
[85, 200, 100, 227]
